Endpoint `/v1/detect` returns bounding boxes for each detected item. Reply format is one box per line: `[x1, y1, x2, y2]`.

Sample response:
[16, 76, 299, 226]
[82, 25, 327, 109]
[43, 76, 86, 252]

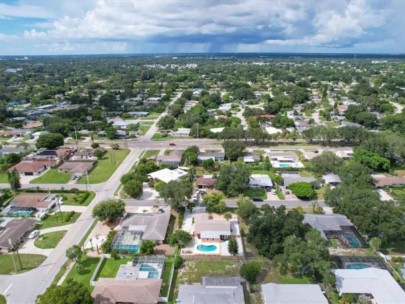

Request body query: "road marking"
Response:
[3, 284, 13, 295]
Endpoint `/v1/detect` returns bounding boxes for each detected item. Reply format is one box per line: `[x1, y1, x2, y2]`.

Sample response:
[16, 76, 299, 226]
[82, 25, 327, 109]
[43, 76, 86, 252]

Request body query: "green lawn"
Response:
[138, 112, 161, 120]
[77, 149, 129, 184]
[243, 188, 267, 200]
[152, 133, 173, 141]
[139, 123, 153, 135]
[66, 256, 100, 291]
[0, 173, 8, 183]
[39, 212, 80, 229]
[96, 257, 132, 279]
[62, 192, 95, 206]
[34, 231, 67, 249]
[0, 294, 6, 304]
[30, 169, 71, 184]
[141, 150, 160, 160]
[161, 257, 174, 297]
[0, 254, 46, 274]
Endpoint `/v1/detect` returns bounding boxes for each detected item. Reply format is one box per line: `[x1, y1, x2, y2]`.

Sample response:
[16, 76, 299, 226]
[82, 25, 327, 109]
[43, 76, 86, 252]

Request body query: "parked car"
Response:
[169, 142, 176, 146]
[252, 197, 264, 202]
[28, 230, 39, 239]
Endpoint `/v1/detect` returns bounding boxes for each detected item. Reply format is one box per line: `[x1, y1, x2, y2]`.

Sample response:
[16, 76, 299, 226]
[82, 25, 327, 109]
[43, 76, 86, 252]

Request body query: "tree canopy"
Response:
[36, 279, 92, 304]
[92, 199, 125, 222]
[36, 133, 64, 149]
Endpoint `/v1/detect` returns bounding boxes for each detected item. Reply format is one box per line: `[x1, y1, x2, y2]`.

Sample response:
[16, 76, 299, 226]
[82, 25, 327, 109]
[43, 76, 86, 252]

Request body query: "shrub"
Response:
[174, 256, 183, 269]
[287, 182, 316, 200]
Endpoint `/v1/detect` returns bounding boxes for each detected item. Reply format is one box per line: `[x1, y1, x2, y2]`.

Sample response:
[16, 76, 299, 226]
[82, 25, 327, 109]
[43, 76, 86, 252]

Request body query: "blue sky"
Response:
[0, 0, 404, 55]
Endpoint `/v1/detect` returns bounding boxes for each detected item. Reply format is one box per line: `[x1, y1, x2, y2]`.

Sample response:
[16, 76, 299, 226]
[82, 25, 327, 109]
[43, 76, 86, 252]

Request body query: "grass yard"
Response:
[141, 150, 160, 160]
[0, 173, 8, 183]
[0, 294, 5, 304]
[96, 257, 132, 279]
[61, 191, 95, 206]
[315, 186, 327, 199]
[39, 212, 80, 229]
[139, 123, 153, 135]
[30, 169, 71, 184]
[152, 132, 173, 141]
[390, 187, 405, 200]
[138, 112, 161, 120]
[243, 188, 267, 200]
[299, 170, 316, 177]
[77, 149, 129, 184]
[66, 256, 100, 291]
[0, 254, 46, 274]
[161, 257, 174, 297]
[34, 231, 67, 249]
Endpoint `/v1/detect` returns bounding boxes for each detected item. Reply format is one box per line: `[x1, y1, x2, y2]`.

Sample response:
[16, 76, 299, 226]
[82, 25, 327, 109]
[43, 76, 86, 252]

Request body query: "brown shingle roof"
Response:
[23, 121, 43, 129]
[373, 176, 405, 188]
[9, 160, 53, 173]
[0, 218, 36, 248]
[195, 177, 216, 187]
[10, 193, 54, 209]
[92, 279, 162, 304]
[59, 161, 95, 174]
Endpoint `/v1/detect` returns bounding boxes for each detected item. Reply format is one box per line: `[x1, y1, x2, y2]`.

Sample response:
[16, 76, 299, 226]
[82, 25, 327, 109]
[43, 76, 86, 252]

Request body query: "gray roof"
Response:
[0, 218, 36, 249]
[261, 283, 328, 304]
[121, 212, 170, 241]
[322, 173, 341, 184]
[303, 214, 353, 239]
[178, 277, 245, 304]
[282, 173, 316, 187]
[249, 174, 273, 188]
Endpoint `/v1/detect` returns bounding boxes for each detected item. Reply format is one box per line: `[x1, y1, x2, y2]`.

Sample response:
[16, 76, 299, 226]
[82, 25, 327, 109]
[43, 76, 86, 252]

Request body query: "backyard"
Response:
[30, 169, 71, 184]
[61, 191, 95, 206]
[34, 231, 67, 249]
[96, 257, 132, 279]
[65, 256, 100, 291]
[0, 254, 46, 274]
[39, 211, 80, 229]
[141, 150, 160, 160]
[77, 149, 129, 184]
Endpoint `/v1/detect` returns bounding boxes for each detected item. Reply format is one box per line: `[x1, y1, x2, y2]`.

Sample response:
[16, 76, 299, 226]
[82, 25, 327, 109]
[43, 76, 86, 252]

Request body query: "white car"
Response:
[28, 230, 39, 239]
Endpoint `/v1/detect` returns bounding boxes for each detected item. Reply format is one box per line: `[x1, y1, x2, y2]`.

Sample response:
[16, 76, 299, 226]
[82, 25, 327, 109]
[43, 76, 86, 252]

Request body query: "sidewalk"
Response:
[19, 239, 53, 256]
[40, 224, 72, 234]
[60, 205, 87, 212]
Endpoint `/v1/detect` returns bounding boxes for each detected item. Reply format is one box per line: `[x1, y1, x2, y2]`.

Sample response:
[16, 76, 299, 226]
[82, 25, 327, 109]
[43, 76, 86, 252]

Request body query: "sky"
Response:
[0, 0, 404, 55]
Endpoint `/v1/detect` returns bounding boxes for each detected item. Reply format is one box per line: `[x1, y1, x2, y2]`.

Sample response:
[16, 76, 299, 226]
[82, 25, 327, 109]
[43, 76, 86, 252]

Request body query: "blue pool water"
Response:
[139, 264, 160, 279]
[279, 163, 293, 168]
[12, 211, 33, 217]
[196, 244, 217, 252]
[346, 263, 370, 270]
[343, 233, 361, 248]
[113, 244, 139, 252]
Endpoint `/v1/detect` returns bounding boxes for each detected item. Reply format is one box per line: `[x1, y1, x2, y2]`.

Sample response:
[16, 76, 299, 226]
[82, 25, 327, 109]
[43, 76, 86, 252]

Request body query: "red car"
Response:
[169, 142, 176, 146]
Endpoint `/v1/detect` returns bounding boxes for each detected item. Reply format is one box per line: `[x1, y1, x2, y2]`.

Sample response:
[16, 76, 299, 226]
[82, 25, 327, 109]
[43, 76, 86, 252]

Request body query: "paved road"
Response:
[225, 199, 325, 208]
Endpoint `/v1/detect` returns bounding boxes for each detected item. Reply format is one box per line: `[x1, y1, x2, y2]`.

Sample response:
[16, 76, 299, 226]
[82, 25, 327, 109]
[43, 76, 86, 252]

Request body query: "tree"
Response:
[158, 179, 193, 210]
[228, 238, 239, 256]
[123, 179, 143, 198]
[105, 127, 117, 139]
[169, 230, 192, 248]
[240, 262, 261, 284]
[203, 192, 226, 213]
[140, 240, 156, 254]
[91, 142, 100, 149]
[222, 140, 245, 161]
[158, 115, 175, 130]
[36, 133, 64, 149]
[287, 182, 316, 200]
[7, 170, 21, 190]
[309, 152, 343, 175]
[66, 245, 82, 263]
[182, 146, 200, 166]
[337, 162, 372, 188]
[215, 163, 251, 197]
[202, 158, 215, 170]
[5, 153, 21, 164]
[224, 212, 232, 221]
[353, 148, 390, 171]
[92, 199, 125, 222]
[36, 279, 92, 304]
[93, 149, 105, 159]
[236, 196, 257, 222]
[370, 237, 382, 253]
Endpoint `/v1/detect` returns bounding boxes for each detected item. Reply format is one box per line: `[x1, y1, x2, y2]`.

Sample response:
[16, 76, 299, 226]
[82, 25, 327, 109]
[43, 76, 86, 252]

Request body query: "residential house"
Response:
[0, 218, 36, 252]
[9, 160, 53, 176]
[249, 174, 273, 190]
[335, 149, 354, 159]
[170, 128, 191, 137]
[322, 173, 341, 186]
[58, 161, 95, 178]
[198, 151, 225, 162]
[194, 213, 231, 243]
[107, 116, 128, 129]
[267, 151, 304, 168]
[295, 120, 311, 134]
[183, 100, 199, 112]
[195, 177, 216, 189]
[71, 149, 98, 161]
[281, 173, 316, 187]
[0, 147, 25, 156]
[148, 168, 188, 184]
[261, 283, 328, 304]
[156, 150, 183, 167]
[22, 121, 43, 130]
[9, 193, 60, 214]
[372, 174, 405, 188]
[243, 153, 260, 163]
[92, 279, 162, 304]
[128, 111, 149, 117]
[178, 277, 245, 304]
[144, 97, 161, 107]
[333, 268, 405, 304]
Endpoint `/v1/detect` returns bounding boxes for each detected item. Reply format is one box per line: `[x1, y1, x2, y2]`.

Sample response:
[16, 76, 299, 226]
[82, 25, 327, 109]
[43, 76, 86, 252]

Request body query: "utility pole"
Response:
[74, 125, 78, 148]
[86, 171, 90, 191]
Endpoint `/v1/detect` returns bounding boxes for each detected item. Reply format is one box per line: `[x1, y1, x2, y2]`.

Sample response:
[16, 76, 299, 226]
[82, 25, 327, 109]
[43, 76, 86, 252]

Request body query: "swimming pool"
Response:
[346, 263, 370, 270]
[343, 233, 361, 248]
[279, 163, 293, 168]
[11, 211, 33, 217]
[196, 244, 217, 252]
[139, 264, 160, 279]
[113, 244, 139, 252]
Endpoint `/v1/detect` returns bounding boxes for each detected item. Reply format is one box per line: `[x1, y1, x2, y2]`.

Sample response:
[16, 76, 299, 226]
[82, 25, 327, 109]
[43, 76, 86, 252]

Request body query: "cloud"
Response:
[0, 0, 403, 54]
